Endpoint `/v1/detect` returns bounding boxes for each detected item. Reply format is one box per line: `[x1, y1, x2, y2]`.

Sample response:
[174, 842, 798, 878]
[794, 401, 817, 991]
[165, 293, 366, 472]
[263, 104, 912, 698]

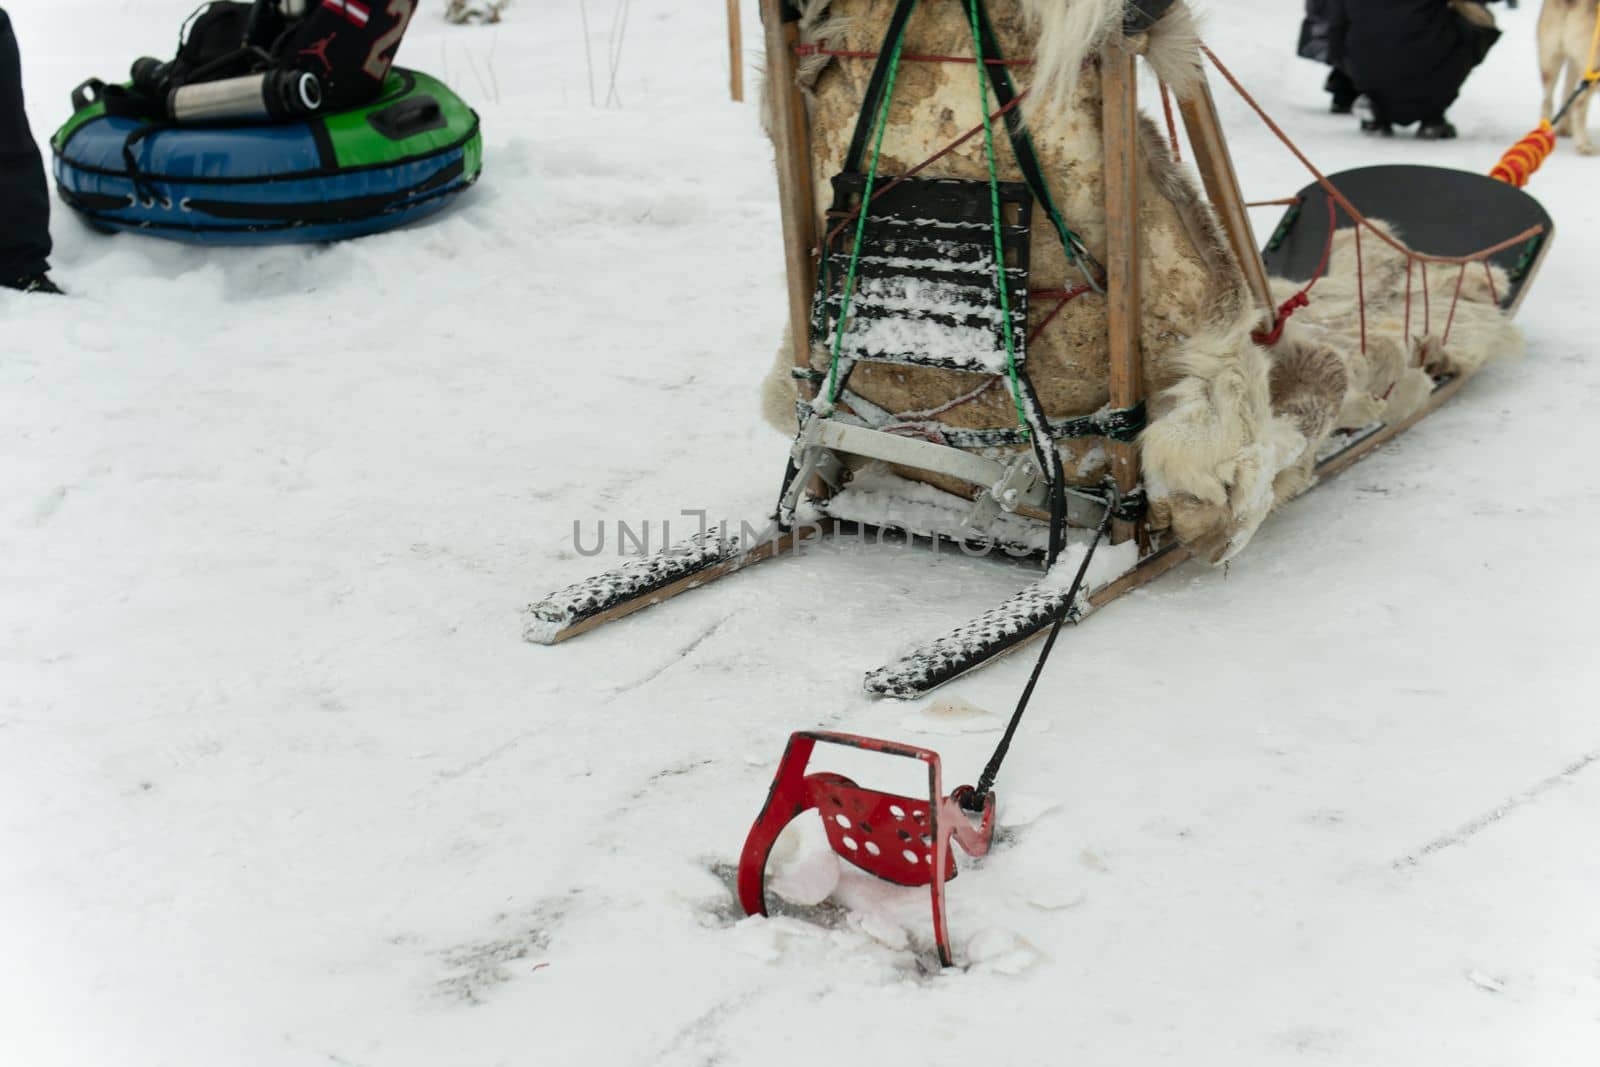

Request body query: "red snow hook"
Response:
[737, 731, 996, 967]
[738, 500, 1118, 966]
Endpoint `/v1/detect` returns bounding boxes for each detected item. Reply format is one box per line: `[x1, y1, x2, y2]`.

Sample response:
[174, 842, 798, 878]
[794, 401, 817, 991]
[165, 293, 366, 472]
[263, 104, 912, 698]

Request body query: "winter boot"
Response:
[1416, 116, 1458, 141]
[1, 273, 63, 294]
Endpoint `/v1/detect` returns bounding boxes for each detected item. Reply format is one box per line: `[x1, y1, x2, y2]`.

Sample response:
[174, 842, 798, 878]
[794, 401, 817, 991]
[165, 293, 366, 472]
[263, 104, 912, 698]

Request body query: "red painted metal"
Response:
[737, 730, 996, 967]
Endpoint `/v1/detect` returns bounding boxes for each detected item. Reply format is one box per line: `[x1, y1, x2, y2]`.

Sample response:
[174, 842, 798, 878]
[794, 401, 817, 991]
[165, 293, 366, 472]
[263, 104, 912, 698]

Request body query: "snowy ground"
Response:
[4, 1, 1598, 1064]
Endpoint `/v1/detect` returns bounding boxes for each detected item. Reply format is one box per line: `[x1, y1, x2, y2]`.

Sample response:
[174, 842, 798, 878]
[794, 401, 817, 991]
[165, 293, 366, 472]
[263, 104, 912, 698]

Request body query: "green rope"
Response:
[824, 8, 915, 408]
[968, 0, 1028, 435]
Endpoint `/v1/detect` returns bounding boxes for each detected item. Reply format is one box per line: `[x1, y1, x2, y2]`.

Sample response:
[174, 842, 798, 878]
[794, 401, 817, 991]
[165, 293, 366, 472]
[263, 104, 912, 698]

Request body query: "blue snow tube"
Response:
[50, 69, 482, 245]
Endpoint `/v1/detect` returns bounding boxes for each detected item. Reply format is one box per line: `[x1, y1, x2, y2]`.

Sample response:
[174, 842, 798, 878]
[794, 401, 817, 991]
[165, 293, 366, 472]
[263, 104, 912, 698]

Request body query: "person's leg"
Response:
[1325, 66, 1359, 114]
[0, 6, 53, 287]
[1356, 92, 1393, 137]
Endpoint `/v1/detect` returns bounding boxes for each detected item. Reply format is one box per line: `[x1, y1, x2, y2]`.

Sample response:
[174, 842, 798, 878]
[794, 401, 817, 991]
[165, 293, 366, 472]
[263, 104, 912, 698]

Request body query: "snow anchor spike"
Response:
[737, 730, 995, 967]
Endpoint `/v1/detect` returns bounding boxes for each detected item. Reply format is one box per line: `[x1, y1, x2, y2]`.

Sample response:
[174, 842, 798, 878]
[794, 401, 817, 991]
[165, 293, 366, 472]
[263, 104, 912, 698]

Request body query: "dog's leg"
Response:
[1577, 78, 1599, 155]
[1557, 60, 1579, 137]
[1540, 11, 1565, 129]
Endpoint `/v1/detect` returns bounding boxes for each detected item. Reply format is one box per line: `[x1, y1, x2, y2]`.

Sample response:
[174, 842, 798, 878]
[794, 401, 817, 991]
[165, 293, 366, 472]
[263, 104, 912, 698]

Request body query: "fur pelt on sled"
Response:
[1142, 225, 1518, 561]
[759, 0, 1519, 563]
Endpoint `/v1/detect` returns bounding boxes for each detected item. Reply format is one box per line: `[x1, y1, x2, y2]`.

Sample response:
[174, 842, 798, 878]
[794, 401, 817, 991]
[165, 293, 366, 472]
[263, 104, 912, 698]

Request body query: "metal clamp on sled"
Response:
[784, 414, 1050, 529]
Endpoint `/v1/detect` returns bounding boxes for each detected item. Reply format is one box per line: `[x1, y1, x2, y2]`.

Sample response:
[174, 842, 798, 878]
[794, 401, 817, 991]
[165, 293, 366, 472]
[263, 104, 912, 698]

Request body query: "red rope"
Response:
[1443, 263, 1468, 346]
[1202, 45, 1546, 269]
[1421, 261, 1431, 337]
[1354, 224, 1368, 355]
[1027, 284, 1094, 344]
[1159, 82, 1182, 162]
[1204, 42, 1546, 366]
[1404, 258, 1414, 340]
[794, 43, 1033, 66]
[1252, 197, 1336, 346]
[880, 288, 1093, 432]
[818, 92, 1033, 254]
[1251, 292, 1308, 347]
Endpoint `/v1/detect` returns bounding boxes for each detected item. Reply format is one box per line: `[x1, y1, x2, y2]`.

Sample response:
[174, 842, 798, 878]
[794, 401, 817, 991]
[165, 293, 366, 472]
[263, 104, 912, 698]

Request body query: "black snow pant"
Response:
[0, 6, 50, 283]
[1341, 0, 1500, 127]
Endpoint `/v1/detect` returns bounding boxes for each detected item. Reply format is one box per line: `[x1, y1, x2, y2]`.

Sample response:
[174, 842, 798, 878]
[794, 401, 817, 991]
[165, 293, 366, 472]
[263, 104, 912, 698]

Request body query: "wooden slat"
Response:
[727, 0, 745, 103]
[1087, 540, 1190, 609]
[1179, 73, 1274, 317]
[1099, 46, 1145, 547]
[760, 0, 821, 395]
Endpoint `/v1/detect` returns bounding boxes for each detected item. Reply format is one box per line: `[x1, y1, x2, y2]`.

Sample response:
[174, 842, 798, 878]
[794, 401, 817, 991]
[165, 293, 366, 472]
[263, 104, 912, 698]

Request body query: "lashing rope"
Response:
[963, 493, 1117, 813]
[822, 6, 914, 409]
[1354, 224, 1368, 354]
[1205, 44, 1544, 360]
[1204, 45, 1546, 268]
[1159, 80, 1182, 162]
[967, 0, 1028, 434]
[793, 42, 1033, 67]
[1443, 262, 1468, 347]
[819, 92, 1032, 260]
[1252, 196, 1336, 347]
[870, 282, 1095, 437]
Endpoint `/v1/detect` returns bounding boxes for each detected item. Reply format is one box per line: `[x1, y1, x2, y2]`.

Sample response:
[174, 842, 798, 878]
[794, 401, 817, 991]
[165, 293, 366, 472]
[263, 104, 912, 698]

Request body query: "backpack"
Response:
[113, 0, 414, 118]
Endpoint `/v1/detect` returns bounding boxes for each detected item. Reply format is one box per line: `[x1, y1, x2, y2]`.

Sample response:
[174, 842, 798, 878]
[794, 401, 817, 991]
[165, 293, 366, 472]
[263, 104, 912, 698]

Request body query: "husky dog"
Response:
[1540, 0, 1600, 154]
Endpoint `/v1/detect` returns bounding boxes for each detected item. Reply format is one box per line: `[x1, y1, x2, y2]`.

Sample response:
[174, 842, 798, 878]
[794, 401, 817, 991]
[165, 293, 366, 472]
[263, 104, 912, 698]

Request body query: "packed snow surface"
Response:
[3, 2, 1598, 1065]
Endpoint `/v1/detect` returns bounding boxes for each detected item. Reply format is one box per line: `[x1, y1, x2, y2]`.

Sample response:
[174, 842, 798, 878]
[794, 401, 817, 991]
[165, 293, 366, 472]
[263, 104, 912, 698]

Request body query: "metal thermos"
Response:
[167, 69, 324, 124]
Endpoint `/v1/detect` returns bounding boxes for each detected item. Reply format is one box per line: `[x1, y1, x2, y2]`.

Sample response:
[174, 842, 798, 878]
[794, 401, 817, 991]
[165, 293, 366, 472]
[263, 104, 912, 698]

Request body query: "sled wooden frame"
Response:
[524, 0, 1551, 698]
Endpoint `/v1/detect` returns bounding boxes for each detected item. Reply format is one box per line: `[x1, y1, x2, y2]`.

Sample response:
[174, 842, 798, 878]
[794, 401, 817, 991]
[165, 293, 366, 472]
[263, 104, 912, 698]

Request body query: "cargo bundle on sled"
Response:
[529, 0, 1551, 699]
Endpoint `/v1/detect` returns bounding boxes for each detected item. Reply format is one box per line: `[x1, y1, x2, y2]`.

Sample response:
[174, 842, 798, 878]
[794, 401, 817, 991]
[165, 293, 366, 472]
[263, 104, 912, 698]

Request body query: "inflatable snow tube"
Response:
[50, 69, 481, 245]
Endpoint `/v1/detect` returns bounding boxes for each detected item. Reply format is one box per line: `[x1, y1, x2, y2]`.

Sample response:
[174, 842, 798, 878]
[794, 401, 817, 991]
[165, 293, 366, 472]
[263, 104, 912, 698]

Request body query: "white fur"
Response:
[1016, 0, 1126, 104]
[1018, 1, 1205, 103]
[1145, 2, 1204, 97]
[1140, 221, 1521, 562]
[1138, 306, 1297, 562]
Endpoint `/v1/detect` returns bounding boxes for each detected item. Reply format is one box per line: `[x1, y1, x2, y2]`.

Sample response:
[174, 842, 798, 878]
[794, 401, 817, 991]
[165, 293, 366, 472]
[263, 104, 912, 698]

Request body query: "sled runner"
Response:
[528, 0, 1553, 705]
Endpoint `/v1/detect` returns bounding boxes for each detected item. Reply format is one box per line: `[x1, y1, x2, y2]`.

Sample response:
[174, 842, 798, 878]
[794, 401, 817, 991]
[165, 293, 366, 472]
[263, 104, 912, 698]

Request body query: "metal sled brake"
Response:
[525, 5, 1553, 699]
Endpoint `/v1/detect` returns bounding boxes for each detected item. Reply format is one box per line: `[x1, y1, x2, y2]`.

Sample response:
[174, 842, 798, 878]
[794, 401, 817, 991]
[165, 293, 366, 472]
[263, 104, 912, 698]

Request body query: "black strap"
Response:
[968, 0, 1105, 287]
[842, 0, 919, 173]
[962, 491, 1116, 812]
[121, 123, 173, 202]
[1014, 369, 1067, 567]
[70, 79, 107, 113]
[184, 157, 465, 220]
[100, 84, 166, 122]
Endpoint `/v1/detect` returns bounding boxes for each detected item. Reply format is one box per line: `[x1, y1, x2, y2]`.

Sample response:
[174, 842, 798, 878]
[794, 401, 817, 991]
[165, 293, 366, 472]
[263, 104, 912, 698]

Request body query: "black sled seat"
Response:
[1262, 165, 1554, 311]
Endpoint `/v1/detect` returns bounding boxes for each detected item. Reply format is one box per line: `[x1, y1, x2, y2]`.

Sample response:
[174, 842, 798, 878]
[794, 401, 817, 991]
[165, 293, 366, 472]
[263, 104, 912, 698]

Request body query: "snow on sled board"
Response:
[1261, 165, 1554, 314]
